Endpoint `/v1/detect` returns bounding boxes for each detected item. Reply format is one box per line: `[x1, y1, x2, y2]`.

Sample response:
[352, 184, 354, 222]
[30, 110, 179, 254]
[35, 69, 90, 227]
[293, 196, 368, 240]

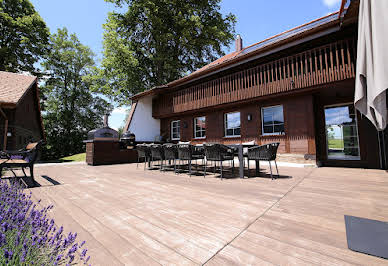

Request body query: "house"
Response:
[0, 71, 45, 150]
[126, 0, 384, 169]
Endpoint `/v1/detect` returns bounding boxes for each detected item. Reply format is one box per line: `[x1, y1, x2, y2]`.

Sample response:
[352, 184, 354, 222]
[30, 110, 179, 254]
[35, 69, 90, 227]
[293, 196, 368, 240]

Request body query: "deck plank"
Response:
[23, 163, 388, 265]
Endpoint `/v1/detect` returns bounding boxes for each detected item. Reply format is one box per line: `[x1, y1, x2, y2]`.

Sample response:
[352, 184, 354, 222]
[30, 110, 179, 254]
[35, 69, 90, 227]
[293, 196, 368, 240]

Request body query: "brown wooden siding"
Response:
[160, 93, 316, 156]
[0, 85, 43, 150]
[153, 38, 356, 118]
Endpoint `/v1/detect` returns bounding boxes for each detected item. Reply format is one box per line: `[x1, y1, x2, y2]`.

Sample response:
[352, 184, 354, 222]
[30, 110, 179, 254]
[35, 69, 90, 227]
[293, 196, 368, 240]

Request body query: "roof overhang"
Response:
[132, 11, 342, 101]
[131, 85, 168, 101]
[0, 75, 38, 108]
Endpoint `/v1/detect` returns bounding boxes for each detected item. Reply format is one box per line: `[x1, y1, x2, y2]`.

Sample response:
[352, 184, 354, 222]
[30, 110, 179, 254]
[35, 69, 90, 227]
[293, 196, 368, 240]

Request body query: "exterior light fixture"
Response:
[6, 132, 11, 137]
[247, 114, 252, 121]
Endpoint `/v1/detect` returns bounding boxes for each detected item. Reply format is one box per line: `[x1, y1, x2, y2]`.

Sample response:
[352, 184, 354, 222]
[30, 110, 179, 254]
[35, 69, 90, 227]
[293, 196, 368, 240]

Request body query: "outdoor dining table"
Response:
[227, 144, 259, 178]
[194, 144, 258, 178]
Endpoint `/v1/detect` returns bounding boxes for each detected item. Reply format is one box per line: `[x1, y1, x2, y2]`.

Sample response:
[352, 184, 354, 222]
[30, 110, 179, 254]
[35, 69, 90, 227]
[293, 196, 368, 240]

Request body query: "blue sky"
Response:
[30, 0, 341, 130]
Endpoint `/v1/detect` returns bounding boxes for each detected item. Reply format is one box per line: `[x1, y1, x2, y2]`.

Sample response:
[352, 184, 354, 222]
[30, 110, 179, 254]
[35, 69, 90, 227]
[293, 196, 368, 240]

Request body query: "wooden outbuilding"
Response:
[0, 71, 45, 150]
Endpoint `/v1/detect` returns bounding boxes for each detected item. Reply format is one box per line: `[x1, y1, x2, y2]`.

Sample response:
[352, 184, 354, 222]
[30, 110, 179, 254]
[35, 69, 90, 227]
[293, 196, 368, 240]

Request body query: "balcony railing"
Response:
[153, 38, 356, 117]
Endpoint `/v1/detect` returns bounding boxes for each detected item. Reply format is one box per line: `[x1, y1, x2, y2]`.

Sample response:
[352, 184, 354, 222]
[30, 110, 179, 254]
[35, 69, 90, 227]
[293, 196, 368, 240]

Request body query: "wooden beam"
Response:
[3, 119, 8, 151]
[0, 107, 8, 151]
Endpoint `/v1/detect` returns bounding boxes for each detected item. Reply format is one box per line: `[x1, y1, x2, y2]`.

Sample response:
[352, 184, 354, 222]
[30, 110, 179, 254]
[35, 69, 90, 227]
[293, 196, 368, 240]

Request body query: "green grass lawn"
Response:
[328, 139, 344, 149]
[59, 153, 86, 162]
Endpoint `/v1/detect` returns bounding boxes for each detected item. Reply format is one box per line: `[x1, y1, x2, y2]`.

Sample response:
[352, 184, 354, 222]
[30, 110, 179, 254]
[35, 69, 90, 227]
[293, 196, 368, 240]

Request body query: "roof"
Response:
[132, 11, 341, 101]
[0, 71, 37, 106]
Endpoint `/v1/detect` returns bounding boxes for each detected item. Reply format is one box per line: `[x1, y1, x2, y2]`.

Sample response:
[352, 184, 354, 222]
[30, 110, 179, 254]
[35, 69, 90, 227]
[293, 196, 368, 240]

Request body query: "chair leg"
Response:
[189, 160, 192, 176]
[274, 160, 279, 179]
[30, 165, 34, 180]
[204, 160, 207, 178]
[247, 159, 250, 178]
[255, 160, 260, 176]
[220, 161, 223, 180]
[232, 158, 235, 176]
[174, 159, 176, 173]
[137, 157, 139, 168]
[214, 161, 216, 174]
[269, 161, 273, 180]
[22, 167, 27, 177]
[144, 157, 147, 170]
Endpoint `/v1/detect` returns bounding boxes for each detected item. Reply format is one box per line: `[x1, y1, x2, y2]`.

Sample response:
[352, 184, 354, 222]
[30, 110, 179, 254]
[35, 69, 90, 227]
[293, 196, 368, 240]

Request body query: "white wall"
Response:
[128, 96, 160, 141]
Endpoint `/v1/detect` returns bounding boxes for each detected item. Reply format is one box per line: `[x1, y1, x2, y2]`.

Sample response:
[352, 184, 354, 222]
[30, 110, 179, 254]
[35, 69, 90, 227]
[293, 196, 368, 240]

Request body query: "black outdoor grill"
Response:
[120, 131, 136, 149]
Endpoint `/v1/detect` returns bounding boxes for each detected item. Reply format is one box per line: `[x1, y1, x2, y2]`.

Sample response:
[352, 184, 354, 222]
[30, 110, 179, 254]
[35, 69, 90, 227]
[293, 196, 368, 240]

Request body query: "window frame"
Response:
[194, 116, 206, 139]
[224, 111, 241, 137]
[261, 105, 285, 136]
[171, 120, 181, 140]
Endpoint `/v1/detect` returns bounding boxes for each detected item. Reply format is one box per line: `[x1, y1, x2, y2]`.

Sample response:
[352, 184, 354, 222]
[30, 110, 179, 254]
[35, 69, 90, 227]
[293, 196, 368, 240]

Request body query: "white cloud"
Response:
[322, 0, 341, 8]
[111, 106, 129, 114]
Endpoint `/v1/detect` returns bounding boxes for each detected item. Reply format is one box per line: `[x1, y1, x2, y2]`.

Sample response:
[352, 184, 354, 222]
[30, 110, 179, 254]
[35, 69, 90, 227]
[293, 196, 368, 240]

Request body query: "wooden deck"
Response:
[26, 163, 388, 265]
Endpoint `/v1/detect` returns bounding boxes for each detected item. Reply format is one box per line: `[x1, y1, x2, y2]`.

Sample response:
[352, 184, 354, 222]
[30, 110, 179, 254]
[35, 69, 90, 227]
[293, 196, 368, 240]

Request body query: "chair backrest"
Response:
[25, 140, 43, 163]
[136, 144, 150, 158]
[249, 142, 280, 161]
[163, 144, 178, 160]
[204, 144, 230, 161]
[177, 144, 193, 160]
[150, 144, 164, 159]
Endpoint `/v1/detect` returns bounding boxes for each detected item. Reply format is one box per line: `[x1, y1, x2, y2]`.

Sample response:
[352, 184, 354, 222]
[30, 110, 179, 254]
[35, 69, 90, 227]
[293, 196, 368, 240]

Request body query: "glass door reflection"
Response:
[324, 104, 360, 160]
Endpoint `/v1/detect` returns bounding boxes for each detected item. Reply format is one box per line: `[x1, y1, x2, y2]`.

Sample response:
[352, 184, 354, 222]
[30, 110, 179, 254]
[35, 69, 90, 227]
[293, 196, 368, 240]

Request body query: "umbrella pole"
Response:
[377, 130, 387, 170]
[378, 131, 382, 169]
[382, 130, 387, 169]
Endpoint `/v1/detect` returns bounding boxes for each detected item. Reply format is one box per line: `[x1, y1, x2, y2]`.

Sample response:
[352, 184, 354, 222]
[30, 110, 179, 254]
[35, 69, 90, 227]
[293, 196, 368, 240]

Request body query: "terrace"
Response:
[24, 162, 388, 265]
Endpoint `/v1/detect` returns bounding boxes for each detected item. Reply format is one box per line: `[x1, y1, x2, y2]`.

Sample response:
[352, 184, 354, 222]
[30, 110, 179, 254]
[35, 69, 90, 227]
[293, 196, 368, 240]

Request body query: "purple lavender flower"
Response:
[4, 249, 13, 259]
[0, 179, 91, 265]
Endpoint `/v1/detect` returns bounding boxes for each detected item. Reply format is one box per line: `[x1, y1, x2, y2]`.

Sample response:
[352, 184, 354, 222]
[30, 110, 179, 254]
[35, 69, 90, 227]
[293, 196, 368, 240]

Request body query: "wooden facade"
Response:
[153, 38, 356, 118]
[130, 4, 382, 169]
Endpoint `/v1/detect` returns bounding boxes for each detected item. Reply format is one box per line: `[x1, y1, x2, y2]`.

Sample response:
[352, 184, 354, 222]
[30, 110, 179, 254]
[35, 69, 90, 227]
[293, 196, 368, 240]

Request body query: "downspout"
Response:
[0, 107, 8, 151]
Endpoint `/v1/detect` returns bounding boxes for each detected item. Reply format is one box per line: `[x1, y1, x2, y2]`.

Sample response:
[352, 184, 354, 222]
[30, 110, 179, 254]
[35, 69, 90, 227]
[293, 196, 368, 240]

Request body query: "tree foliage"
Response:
[0, 0, 50, 74]
[41, 28, 112, 160]
[92, 0, 236, 105]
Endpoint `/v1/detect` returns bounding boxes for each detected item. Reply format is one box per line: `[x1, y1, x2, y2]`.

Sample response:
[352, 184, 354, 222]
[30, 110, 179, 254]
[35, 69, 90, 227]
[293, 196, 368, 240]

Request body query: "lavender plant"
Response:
[0, 179, 90, 265]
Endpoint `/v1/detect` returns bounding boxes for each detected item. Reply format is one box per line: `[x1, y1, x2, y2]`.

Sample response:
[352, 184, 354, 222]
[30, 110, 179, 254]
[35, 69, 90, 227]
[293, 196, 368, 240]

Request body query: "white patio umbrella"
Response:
[354, 0, 388, 168]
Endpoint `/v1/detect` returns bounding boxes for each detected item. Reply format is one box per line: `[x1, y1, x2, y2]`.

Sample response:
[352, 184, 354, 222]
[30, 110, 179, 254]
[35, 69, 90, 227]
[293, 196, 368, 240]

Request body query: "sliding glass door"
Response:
[324, 104, 360, 160]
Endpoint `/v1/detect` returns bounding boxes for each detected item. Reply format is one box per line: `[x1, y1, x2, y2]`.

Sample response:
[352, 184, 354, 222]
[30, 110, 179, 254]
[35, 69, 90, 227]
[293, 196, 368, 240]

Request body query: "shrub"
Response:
[0, 179, 90, 265]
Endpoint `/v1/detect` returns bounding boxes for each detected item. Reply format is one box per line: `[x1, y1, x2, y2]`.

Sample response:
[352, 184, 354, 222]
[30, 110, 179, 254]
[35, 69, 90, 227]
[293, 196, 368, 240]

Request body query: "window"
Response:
[171, 120, 180, 140]
[261, 105, 285, 135]
[224, 112, 241, 137]
[194, 116, 206, 138]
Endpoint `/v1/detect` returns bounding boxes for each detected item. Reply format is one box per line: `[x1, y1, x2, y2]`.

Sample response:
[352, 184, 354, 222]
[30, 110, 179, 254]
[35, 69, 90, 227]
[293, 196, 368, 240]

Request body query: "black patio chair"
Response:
[0, 140, 44, 182]
[150, 144, 165, 170]
[136, 144, 151, 170]
[163, 144, 178, 172]
[177, 144, 204, 176]
[246, 142, 280, 179]
[203, 144, 235, 179]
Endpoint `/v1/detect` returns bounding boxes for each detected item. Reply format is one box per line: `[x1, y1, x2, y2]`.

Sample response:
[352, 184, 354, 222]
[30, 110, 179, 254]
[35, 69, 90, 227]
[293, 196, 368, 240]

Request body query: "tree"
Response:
[41, 28, 112, 160]
[92, 0, 236, 105]
[0, 0, 50, 74]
